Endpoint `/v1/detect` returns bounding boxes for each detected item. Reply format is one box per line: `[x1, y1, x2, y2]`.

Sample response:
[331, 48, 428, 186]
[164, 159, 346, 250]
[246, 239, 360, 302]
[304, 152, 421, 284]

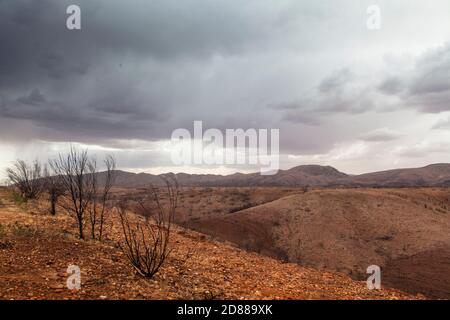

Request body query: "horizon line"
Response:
[112, 162, 450, 177]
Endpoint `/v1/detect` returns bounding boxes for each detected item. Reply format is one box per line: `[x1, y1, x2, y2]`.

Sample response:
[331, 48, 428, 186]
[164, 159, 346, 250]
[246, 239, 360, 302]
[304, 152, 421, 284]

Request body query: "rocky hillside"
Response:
[0, 187, 418, 300]
[186, 188, 450, 298]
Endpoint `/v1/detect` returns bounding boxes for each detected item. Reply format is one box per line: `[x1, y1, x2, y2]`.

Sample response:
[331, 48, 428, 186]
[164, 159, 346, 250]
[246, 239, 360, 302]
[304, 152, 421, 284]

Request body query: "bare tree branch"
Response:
[87, 155, 117, 240]
[118, 177, 178, 278]
[42, 165, 66, 215]
[6, 159, 43, 200]
[50, 147, 94, 240]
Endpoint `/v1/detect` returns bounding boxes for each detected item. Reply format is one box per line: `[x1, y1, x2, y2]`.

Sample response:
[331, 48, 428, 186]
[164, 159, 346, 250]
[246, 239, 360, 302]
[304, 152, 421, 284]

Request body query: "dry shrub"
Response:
[6, 160, 43, 200]
[118, 178, 178, 278]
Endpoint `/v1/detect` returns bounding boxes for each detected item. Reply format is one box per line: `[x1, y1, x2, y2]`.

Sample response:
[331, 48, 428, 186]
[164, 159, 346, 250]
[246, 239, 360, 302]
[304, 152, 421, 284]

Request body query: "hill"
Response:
[185, 187, 450, 298]
[349, 164, 450, 187]
[0, 187, 418, 300]
[103, 163, 450, 188]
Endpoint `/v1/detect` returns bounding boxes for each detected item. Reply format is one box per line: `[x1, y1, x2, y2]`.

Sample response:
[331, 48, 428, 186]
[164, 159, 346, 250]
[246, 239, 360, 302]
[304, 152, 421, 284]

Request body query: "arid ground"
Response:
[0, 186, 422, 300]
[180, 187, 450, 299]
[112, 185, 450, 299]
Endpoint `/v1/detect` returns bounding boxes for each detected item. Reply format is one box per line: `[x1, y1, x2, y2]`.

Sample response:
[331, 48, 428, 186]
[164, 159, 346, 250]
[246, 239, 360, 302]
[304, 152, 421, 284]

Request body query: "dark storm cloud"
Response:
[406, 44, 450, 113]
[2, 0, 450, 175]
[409, 44, 450, 95]
[1, 100, 168, 143]
[16, 88, 47, 106]
[0, 0, 288, 144]
[377, 42, 450, 113]
[275, 67, 378, 124]
[0, 0, 266, 77]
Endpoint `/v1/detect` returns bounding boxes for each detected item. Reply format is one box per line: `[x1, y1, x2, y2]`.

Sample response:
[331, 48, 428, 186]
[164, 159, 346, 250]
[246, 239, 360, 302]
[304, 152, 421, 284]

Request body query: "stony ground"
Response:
[0, 188, 422, 300]
[185, 187, 450, 298]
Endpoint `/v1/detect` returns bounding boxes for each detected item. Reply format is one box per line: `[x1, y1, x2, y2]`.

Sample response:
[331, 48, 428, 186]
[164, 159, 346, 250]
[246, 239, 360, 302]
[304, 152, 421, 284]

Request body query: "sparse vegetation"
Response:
[118, 178, 178, 278]
[0, 178, 443, 299]
[50, 148, 93, 240]
[228, 203, 253, 213]
[10, 223, 33, 237]
[10, 190, 26, 205]
[87, 155, 117, 240]
[9, 222, 39, 238]
[42, 166, 66, 216]
[2, 159, 450, 300]
[50, 147, 116, 240]
[6, 159, 43, 200]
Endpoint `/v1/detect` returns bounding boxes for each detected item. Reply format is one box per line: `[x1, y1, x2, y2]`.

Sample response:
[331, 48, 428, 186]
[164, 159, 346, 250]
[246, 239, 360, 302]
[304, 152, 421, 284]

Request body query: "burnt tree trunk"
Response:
[51, 194, 57, 215]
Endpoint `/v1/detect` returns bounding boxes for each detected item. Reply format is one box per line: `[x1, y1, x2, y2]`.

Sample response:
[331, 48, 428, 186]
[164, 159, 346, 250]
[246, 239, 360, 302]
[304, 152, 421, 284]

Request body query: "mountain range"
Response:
[102, 163, 450, 188]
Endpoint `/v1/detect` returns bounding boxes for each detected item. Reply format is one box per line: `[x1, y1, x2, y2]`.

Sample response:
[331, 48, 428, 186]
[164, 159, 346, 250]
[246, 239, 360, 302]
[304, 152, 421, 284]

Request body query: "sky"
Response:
[1, 0, 450, 181]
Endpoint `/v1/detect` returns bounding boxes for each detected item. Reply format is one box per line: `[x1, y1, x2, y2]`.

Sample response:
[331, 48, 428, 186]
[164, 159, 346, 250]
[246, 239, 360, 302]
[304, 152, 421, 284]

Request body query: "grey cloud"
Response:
[17, 88, 47, 106]
[394, 142, 450, 158]
[378, 43, 450, 113]
[0, 0, 308, 147]
[377, 77, 404, 95]
[2, 0, 450, 174]
[276, 68, 378, 121]
[270, 102, 303, 111]
[406, 44, 450, 112]
[1, 90, 168, 143]
[281, 111, 320, 126]
[409, 44, 450, 95]
[318, 68, 352, 93]
[315, 92, 375, 114]
[404, 91, 450, 113]
[432, 117, 450, 130]
[358, 128, 401, 142]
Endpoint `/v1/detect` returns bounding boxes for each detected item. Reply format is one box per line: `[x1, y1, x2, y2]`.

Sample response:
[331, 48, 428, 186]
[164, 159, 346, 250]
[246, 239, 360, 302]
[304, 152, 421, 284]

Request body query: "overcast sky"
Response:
[1, 0, 450, 180]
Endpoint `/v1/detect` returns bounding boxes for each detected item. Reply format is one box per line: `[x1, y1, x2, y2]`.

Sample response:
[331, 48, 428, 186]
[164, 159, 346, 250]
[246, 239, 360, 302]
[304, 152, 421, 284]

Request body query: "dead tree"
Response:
[99, 155, 116, 240]
[118, 177, 178, 278]
[87, 155, 116, 240]
[87, 159, 98, 240]
[42, 166, 66, 215]
[6, 159, 43, 200]
[50, 148, 95, 240]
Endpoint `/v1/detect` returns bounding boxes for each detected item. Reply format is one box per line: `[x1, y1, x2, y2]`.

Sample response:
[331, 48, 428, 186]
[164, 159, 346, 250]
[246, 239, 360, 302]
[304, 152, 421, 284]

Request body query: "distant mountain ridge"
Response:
[102, 163, 450, 188]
